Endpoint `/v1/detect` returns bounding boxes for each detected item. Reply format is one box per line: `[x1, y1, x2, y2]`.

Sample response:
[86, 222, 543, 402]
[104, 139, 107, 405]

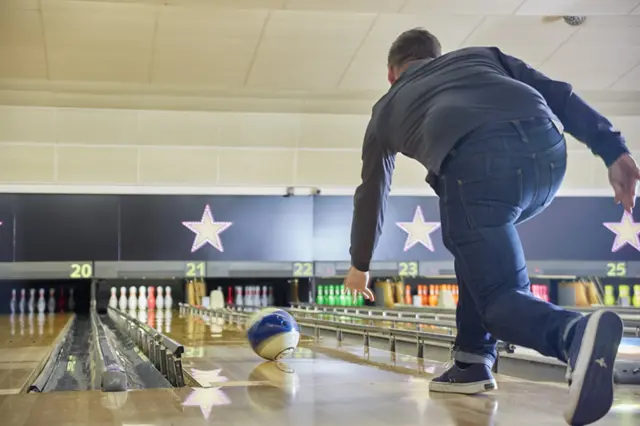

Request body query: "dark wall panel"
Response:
[0, 195, 15, 262]
[314, 196, 639, 262]
[119, 195, 314, 261]
[313, 196, 450, 262]
[518, 197, 640, 261]
[14, 195, 120, 261]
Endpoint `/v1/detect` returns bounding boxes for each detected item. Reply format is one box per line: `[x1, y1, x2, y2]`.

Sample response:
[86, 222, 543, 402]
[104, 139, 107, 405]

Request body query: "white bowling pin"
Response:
[267, 287, 274, 306]
[37, 289, 46, 314]
[68, 288, 75, 312]
[128, 286, 138, 310]
[138, 286, 147, 311]
[27, 289, 35, 313]
[235, 286, 243, 306]
[164, 286, 173, 310]
[109, 287, 118, 309]
[19, 289, 26, 314]
[261, 286, 268, 307]
[10, 289, 16, 314]
[118, 287, 127, 310]
[156, 286, 164, 310]
[48, 288, 56, 313]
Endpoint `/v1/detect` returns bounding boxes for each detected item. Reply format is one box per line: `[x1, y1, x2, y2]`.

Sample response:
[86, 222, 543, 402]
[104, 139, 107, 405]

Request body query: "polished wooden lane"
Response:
[0, 313, 74, 395]
[0, 310, 636, 425]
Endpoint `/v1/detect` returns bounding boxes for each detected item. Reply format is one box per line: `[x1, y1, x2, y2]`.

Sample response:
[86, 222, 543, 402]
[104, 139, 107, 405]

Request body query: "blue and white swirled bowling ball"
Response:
[247, 308, 300, 360]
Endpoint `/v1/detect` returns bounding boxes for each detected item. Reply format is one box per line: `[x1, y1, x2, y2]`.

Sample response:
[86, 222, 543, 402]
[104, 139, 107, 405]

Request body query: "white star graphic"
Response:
[603, 212, 640, 252]
[182, 387, 231, 420]
[396, 206, 441, 252]
[190, 368, 229, 386]
[182, 205, 232, 253]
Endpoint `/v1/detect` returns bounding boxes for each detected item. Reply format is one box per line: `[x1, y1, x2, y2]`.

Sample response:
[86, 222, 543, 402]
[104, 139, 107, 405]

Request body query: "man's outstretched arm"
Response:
[492, 47, 629, 167]
[349, 118, 396, 272]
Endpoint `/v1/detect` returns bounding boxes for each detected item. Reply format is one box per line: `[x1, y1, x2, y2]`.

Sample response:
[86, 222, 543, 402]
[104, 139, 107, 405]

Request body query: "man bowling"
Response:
[343, 28, 640, 425]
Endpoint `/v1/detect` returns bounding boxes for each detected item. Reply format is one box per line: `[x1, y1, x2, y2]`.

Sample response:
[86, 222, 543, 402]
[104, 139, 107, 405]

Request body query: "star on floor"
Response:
[190, 368, 229, 386]
[182, 204, 232, 253]
[603, 212, 640, 252]
[181, 387, 231, 420]
[396, 206, 441, 252]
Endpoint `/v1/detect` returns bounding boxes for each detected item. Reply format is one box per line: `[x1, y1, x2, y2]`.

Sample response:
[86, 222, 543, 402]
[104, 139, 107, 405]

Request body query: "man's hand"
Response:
[344, 267, 375, 302]
[608, 153, 640, 213]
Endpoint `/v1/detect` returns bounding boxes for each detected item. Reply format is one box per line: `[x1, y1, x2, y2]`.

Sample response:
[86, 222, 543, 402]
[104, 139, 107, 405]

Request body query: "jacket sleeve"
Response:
[492, 47, 629, 167]
[349, 117, 396, 272]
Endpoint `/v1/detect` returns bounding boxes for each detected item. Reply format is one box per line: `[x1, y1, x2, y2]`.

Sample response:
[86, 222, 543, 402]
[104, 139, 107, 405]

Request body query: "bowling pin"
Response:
[261, 286, 268, 307]
[10, 289, 16, 314]
[28, 288, 35, 314]
[235, 286, 243, 306]
[267, 287, 274, 306]
[156, 286, 164, 310]
[147, 287, 156, 310]
[19, 289, 26, 314]
[109, 287, 118, 309]
[138, 286, 147, 311]
[37, 289, 46, 314]
[165, 286, 173, 310]
[57, 287, 66, 313]
[128, 286, 137, 310]
[48, 288, 56, 313]
[68, 288, 75, 312]
[118, 287, 127, 310]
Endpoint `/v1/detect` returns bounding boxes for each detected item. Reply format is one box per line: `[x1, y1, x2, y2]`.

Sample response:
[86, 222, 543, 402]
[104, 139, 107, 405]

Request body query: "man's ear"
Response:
[387, 66, 396, 85]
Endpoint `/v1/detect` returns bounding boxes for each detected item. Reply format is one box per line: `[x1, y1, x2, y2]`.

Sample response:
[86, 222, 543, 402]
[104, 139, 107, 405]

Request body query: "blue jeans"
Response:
[435, 117, 583, 366]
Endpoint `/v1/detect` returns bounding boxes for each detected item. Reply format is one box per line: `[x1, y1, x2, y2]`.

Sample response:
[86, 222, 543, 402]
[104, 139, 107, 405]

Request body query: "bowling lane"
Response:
[0, 313, 74, 395]
[150, 310, 638, 425]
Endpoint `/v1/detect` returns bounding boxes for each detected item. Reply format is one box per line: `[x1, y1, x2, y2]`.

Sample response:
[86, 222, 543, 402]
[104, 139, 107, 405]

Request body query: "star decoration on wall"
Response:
[182, 205, 232, 253]
[396, 206, 441, 252]
[603, 212, 640, 252]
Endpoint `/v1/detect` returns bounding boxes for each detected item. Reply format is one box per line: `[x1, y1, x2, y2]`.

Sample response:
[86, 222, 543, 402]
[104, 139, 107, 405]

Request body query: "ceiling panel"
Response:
[42, 0, 156, 82]
[339, 13, 483, 91]
[246, 11, 376, 90]
[610, 64, 640, 90]
[0, 10, 47, 79]
[463, 16, 579, 65]
[152, 7, 268, 87]
[516, 0, 640, 16]
[163, 0, 287, 8]
[541, 16, 640, 89]
[1, 0, 39, 10]
[285, 0, 404, 13]
[402, 0, 523, 15]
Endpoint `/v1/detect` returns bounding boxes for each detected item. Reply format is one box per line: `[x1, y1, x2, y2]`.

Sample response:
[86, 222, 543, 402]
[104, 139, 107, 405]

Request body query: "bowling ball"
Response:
[246, 308, 300, 361]
[246, 361, 300, 412]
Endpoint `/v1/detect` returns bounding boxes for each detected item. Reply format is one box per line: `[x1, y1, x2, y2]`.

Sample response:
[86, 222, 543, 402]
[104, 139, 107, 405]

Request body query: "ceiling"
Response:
[1, 0, 640, 114]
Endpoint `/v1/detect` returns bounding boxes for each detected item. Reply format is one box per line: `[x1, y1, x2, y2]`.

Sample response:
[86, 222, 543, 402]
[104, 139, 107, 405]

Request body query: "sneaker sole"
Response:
[429, 379, 497, 395]
[564, 310, 623, 425]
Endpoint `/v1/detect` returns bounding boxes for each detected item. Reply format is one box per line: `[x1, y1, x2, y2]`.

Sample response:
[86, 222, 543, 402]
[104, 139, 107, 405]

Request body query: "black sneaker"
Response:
[564, 310, 623, 425]
[429, 362, 497, 395]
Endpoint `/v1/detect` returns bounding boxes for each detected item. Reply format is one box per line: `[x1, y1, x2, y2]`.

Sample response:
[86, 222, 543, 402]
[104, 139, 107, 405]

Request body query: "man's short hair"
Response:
[387, 28, 442, 68]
